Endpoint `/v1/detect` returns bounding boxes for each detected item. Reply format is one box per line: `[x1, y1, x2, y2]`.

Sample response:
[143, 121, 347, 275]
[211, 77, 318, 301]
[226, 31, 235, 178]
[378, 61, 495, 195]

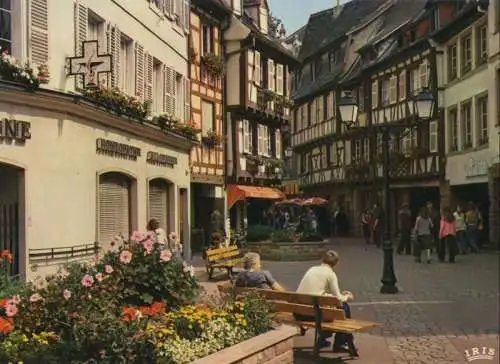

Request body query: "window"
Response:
[398, 71, 406, 100]
[257, 125, 270, 155]
[477, 95, 488, 145]
[477, 24, 487, 65]
[259, 7, 268, 34]
[242, 119, 251, 153]
[353, 139, 361, 162]
[276, 64, 284, 95]
[175, 73, 183, 118]
[419, 61, 429, 89]
[268, 59, 275, 91]
[363, 138, 370, 161]
[201, 100, 214, 134]
[461, 101, 472, 149]
[429, 121, 438, 153]
[461, 34, 472, 73]
[448, 43, 457, 81]
[358, 86, 365, 112]
[326, 92, 334, 119]
[0, 0, 11, 53]
[449, 108, 458, 152]
[410, 68, 420, 95]
[401, 129, 411, 154]
[389, 76, 397, 104]
[300, 105, 305, 130]
[371, 80, 378, 108]
[328, 51, 336, 71]
[87, 13, 105, 43]
[381, 79, 389, 106]
[376, 133, 383, 156]
[275, 130, 281, 158]
[321, 146, 327, 169]
[119, 35, 133, 93]
[152, 59, 163, 113]
[308, 101, 314, 125]
[202, 24, 214, 55]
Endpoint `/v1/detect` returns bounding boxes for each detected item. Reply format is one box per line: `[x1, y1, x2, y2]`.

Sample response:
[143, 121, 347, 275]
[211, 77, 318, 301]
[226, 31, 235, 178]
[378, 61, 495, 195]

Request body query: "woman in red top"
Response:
[439, 207, 458, 263]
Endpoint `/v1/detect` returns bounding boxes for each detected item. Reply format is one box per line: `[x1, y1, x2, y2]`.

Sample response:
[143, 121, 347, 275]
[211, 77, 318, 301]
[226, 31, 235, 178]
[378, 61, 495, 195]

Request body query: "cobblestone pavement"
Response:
[191, 238, 500, 364]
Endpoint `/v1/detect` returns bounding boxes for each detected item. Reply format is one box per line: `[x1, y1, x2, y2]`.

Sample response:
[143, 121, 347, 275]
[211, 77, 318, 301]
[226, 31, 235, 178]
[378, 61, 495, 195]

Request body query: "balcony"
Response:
[292, 119, 335, 147]
[254, 87, 291, 120]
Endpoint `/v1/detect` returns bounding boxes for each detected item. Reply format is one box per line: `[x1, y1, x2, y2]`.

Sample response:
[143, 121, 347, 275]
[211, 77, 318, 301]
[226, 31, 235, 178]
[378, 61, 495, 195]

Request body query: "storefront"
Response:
[0, 83, 192, 279]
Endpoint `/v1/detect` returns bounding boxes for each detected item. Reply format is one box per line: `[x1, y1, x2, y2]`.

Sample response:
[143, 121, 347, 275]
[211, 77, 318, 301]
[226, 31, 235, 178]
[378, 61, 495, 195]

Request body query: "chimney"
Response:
[333, 0, 341, 17]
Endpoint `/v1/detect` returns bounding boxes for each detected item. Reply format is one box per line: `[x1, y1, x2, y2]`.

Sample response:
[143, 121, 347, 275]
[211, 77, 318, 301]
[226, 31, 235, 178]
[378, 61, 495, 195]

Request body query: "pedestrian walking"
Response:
[426, 202, 440, 254]
[360, 209, 372, 245]
[465, 202, 480, 253]
[453, 205, 467, 254]
[413, 207, 433, 263]
[439, 207, 458, 263]
[397, 203, 412, 255]
[372, 203, 383, 248]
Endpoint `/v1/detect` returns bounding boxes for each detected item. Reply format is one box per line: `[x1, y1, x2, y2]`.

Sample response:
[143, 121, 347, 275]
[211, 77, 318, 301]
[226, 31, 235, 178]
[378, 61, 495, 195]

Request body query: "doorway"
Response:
[0, 163, 25, 276]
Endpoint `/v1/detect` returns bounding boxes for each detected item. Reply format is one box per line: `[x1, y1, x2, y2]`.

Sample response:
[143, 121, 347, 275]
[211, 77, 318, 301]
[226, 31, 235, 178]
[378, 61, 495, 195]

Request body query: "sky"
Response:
[269, 0, 346, 34]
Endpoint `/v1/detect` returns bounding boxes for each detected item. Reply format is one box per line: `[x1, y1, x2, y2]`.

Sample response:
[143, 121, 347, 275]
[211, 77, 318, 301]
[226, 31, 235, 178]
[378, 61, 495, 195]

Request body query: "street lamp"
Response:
[337, 89, 435, 295]
[285, 147, 293, 158]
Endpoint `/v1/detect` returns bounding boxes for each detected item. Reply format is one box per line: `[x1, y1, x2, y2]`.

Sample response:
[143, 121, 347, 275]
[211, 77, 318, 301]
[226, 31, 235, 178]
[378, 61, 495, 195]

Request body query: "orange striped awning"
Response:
[227, 185, 285, 209]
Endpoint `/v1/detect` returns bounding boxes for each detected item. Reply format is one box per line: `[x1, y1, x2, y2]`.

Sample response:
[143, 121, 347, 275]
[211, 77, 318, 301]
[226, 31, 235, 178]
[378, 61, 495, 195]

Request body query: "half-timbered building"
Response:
[224, 0, 298, 229]
[189, 0, 230, 249]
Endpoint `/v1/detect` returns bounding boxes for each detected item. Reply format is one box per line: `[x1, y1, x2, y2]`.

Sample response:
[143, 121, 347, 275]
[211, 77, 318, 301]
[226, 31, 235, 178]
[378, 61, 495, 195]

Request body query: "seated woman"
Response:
[296, 250, 358, 356]
[234, 252, 285, 291]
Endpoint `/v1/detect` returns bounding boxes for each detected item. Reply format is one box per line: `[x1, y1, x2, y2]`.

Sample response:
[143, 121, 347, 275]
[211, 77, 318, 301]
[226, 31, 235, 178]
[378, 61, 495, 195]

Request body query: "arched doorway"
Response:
[148, 178, 172, 234]
[0, 162, 25, 275]
[98, 172, 133, 251]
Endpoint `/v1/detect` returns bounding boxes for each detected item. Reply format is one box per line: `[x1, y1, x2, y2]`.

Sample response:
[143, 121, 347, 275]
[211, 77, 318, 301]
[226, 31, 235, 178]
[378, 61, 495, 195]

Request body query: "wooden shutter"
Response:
[371, 80, 378, 108]
[108, 25, 121, 88]
[276, 64, 283, 95]
[275, 129, 281, 158]
[257, 124, 263, 154]
[389, 76, 397, 104]
[254, 51, 261, 85]
[144, 52, 153, 103]
[184, 77, 191, 122]
[183, 0, 190, 33]
[268, 59, 275, 91]
[30, 0, 49, 65]
[135, 43, 145, 101]
[149, 180, 169, 232]
[399, 71, 406, 101]
[243, 120, 250, 153]
[74, 1, 88, 90]
[98, 173, 130, 251]
[164, 66, 176, 116]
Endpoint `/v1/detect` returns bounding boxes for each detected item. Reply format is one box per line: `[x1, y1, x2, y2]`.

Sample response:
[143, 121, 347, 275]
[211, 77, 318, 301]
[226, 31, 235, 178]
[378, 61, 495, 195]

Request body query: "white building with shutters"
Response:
[0, 0, 194, 279]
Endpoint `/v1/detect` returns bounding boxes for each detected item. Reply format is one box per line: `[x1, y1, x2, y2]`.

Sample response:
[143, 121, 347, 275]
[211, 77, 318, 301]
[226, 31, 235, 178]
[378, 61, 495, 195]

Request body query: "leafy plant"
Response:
[174, 121, 202, 139]
[201, 129, 223, 148]
[0, 48, 50, 90]
[271, 229, 296, 243]
[246, 225, 274, 242]
[200, 53, 224, 76]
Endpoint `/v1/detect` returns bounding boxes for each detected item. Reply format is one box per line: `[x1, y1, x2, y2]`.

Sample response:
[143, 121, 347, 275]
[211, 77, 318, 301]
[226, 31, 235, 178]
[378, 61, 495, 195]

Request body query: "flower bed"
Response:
[0, 232, 274, 363]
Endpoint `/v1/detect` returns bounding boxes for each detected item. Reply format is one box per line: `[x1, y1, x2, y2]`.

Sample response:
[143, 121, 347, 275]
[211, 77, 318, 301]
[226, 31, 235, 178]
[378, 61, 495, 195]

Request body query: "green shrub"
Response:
[246, 225, 274, 242]
[271, 229, 296, 242]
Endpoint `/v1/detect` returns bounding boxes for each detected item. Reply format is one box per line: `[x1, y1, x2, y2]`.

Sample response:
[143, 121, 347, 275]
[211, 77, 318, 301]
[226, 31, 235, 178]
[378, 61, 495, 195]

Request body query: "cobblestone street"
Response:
[193, 238, 499, 364]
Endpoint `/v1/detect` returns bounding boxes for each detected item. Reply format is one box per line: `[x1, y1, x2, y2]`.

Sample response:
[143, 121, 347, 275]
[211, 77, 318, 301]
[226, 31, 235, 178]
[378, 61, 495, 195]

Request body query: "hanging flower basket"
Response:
[200, 53, 224, 76]
[0, 49, 50, 90]
[152, 113, 180, 131]
[244, 153, 265, 165]
[201, 129, 223, 148]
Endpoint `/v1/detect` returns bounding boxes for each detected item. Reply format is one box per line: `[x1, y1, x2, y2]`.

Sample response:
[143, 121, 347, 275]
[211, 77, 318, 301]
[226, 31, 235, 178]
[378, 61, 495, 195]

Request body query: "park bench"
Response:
[218, 284, 380, 358]
[205, 245, 242, 281]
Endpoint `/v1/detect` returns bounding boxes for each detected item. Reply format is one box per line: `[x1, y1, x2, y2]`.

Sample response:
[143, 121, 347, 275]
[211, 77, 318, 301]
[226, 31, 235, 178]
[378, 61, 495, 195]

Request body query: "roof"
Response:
[298, 0, 386, 62]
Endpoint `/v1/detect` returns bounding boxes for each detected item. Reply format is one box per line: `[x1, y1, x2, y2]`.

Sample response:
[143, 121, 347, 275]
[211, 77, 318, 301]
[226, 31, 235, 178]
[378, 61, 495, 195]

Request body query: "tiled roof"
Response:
[298, 0, 386, 62]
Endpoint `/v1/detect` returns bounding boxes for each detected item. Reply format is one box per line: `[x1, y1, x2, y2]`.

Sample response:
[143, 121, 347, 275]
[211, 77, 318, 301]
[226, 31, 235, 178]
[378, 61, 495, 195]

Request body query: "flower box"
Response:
[192, 324, 298, 364]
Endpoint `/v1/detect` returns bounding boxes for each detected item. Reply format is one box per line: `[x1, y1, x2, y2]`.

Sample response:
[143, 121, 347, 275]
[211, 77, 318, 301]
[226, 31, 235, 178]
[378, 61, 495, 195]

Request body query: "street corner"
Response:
[448, 335, 499, 364]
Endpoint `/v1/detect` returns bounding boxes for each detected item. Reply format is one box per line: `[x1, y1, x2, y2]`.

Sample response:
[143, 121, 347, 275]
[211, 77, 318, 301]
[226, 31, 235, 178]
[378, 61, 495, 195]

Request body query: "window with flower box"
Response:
[476, 95, 488, 146]
[460, 101, 472, 149]
[202, 24, 214, 55]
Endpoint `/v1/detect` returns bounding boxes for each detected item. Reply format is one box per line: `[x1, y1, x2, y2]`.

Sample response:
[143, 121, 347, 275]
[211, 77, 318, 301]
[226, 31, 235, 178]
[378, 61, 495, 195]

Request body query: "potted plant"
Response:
[200, 53, 224, 76]
[201, 129, 223, 148]
[152, 113, 180, 130]
[174, 121, 201, 139]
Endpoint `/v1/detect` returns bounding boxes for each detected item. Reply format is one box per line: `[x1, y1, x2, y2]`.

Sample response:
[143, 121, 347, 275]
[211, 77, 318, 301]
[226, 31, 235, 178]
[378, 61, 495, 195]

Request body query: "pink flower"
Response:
[160, 249, 172, 262]
[95, 272, 104, 282]
[104, 265, 114, 274]
[81, 274, 94, 287]
[143, 239, 154, 254]
[5, 304, 18, 317]
[11, 295, 21, 305]
[131, 231, 144, 242]
[29, 293, 42, 302]
[63, 289, 72, 300]
[119, 250, 133, 264]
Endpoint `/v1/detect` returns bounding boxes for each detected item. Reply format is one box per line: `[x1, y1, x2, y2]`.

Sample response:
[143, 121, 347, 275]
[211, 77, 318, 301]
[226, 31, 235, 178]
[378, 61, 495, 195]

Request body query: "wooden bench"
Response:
[205, 245, 242, 281]
[218, 285, 380, 358]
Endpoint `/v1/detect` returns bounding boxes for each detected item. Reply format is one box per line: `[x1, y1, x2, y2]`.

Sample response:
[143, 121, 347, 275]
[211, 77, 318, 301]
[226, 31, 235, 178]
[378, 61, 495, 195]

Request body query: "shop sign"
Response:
[464, 155, 500, 178]
[96, 138, 141, 160]
[147, 151, 177, 167]
[0, 118, 31, 143]
[68, 40, 112, 89]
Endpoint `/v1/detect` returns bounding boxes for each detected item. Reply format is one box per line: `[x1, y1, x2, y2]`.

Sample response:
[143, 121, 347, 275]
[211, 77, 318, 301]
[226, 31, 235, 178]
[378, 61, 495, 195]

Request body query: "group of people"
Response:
[361, 201, 485, 264]
[234, 250, 358, 356]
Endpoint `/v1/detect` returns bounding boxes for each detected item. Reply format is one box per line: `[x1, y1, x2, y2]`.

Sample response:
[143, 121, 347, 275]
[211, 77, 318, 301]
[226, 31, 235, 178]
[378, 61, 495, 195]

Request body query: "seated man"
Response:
[296, 250, 357, 356]
[234, 252, 285, 291]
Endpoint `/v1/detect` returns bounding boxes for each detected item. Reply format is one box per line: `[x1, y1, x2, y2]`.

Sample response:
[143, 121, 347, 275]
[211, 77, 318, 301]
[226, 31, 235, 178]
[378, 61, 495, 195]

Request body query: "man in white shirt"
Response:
[296, 250, 357, 356]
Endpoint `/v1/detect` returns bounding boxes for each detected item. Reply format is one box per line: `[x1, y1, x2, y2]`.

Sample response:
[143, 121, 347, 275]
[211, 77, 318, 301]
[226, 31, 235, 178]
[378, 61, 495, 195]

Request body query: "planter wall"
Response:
[246, 240, 330, 261]
[192, 324, 297, 364]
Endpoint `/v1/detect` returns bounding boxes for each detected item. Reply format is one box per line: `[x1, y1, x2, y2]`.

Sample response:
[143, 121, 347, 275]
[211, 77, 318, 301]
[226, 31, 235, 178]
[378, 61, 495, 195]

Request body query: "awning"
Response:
[227, 185, 285, 209]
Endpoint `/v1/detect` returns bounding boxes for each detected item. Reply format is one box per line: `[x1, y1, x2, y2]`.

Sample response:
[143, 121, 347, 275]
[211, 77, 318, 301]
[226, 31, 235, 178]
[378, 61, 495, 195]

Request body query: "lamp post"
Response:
[338, 89, 435, 294]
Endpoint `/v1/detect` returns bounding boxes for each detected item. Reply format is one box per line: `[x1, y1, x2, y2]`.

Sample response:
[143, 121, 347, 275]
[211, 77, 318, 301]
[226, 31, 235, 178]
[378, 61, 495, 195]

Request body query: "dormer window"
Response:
[259, 7, 268, 34]
[328, 51, 336, 71]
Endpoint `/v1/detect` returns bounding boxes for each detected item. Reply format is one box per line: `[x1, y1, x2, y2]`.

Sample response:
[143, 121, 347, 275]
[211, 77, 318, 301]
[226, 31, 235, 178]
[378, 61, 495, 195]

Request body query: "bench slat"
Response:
[233, 287, 342, 308]
[270, 302, 346, 321]
[208, 250, 241, 262]
[212, 258, 241, 268]
[206, 245, 239, 256]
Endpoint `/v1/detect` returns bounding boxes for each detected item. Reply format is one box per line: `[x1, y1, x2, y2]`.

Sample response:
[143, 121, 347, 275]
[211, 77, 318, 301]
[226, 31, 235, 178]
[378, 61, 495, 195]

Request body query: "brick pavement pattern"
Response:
[191, 238, 499, 364]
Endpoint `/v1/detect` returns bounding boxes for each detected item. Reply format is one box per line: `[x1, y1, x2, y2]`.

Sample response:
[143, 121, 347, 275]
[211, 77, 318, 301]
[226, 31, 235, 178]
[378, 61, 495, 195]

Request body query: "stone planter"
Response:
[246, 240, 330, 261]
[192, 324, 298, 364]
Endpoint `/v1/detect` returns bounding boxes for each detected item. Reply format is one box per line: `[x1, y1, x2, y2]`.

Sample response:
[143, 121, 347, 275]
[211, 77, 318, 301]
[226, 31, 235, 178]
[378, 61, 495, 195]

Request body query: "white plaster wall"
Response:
[43, 0, 188, 91]
[0, 101, 190, 279]
[225, 40, 243, 107]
